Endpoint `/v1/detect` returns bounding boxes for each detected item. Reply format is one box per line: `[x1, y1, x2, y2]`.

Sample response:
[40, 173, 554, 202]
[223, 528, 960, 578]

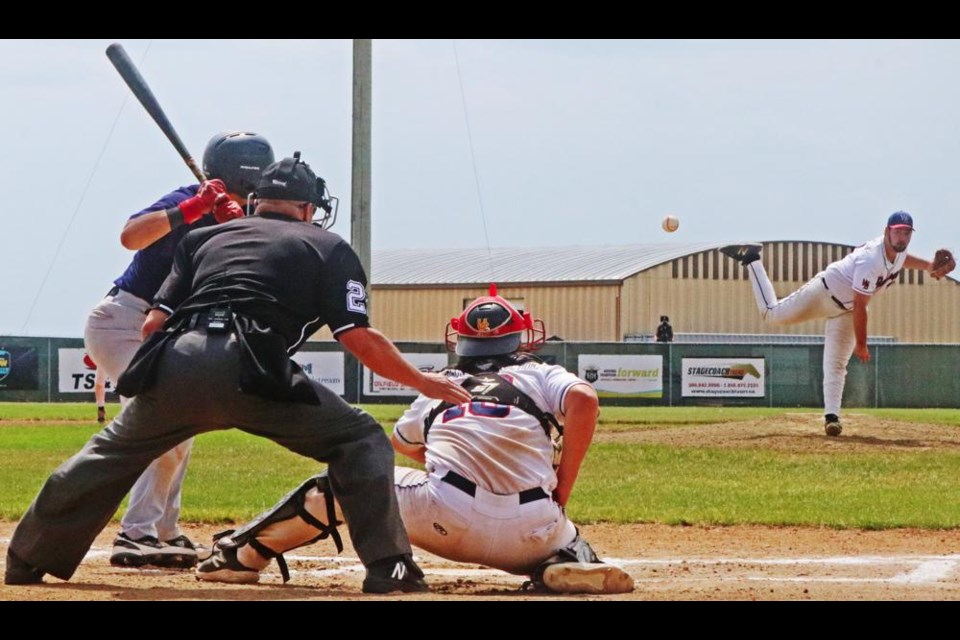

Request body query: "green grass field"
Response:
[2, 403, 960, 529]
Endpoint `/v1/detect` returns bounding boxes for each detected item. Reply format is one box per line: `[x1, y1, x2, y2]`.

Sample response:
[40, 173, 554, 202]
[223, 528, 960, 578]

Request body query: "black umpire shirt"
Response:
[154, 211, 370, 350]
[118, 212, 369, 404]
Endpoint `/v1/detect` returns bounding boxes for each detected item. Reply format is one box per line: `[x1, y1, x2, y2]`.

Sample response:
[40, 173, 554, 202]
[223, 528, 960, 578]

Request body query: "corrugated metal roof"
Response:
[372, 242, 727, 285]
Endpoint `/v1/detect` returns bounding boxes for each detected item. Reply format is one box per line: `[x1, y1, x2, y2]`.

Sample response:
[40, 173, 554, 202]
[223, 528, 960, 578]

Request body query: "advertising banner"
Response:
[682, 358, 765, 397]
[577, 354, 663, 398]
[364, 353, 449, 396]
[291, 351, 345, 396]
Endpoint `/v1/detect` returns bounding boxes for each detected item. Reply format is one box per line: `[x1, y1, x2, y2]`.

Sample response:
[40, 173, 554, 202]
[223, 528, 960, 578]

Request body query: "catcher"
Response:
[196, 286, 635, 595]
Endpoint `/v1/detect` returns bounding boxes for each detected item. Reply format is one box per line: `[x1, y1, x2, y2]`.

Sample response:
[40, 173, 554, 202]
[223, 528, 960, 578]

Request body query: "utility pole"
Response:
[350, 39, 372, 403]
[351, 39, 372, 310]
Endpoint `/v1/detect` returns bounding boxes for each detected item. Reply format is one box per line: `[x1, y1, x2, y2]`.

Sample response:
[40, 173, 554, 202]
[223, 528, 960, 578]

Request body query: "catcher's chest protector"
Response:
[423, 372, 562, 441]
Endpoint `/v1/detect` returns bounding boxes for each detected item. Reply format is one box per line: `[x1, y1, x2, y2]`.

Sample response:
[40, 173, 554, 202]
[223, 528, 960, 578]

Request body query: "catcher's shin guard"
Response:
[214, 472, 344, 583]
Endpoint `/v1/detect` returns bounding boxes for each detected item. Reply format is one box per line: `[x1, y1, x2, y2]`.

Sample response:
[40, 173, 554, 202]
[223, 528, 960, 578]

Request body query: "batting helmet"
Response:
[202, 132, 275, 197]
[445, 284, 546, 356]
[255, 151, 339, 229]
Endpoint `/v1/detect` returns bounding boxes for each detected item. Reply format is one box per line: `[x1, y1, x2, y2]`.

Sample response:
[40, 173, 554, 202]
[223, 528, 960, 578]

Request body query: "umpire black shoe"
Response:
[720, 244, 763, 265]
[4, 549, 45, 585]
[361, 553, 428, 594]
[824, 413, 843, 437]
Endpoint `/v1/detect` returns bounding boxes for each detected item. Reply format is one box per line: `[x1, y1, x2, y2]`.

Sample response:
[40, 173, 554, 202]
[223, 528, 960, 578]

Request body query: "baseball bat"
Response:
[105, 42, 206, 182]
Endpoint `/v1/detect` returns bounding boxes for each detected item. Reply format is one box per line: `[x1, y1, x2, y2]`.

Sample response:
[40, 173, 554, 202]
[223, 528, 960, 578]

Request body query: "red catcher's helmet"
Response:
[445, 284, 546, 356]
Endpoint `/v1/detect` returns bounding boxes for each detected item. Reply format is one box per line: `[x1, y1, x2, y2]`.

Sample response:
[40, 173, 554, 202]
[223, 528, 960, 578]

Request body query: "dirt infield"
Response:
[3, 413, 960, 601]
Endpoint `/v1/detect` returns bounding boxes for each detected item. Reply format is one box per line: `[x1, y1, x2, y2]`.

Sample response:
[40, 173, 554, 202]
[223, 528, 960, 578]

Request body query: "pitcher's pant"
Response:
[745, 262, 856, 417]
[84, 288, 192, 540]
[10, 330, 410, 580]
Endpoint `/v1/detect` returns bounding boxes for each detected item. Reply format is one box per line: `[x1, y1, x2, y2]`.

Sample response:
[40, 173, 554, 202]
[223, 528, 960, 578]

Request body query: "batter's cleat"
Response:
[157, 535, 203, 569]
[362, 553, 428, 594]
[541, 562, 635, 595]
[4, 549, 45, 585]
[97, 406, 106, 424]
[824, 413, 843, 437]
[109, 532, 166, 567]
[195, 546, 260, 584]
[720, 244, 763, 265]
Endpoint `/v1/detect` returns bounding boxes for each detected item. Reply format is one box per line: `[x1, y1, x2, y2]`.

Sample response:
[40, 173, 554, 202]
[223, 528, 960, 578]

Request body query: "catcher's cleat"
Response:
[110, 532, 166, 567]
[195, 545, 260, 584]
[4, 549, 45, 585]
[156, 535, 203, 569]
[719, 244, 763, 266]
[361, 553, 428, 594]
[824, 414, 843, 437]
[541, 562, 635, 595]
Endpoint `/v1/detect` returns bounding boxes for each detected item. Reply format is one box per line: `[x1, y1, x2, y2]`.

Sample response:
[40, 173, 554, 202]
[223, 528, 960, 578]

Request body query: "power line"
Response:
[452, 40, 496, 283]
[20, 40, 153, 334]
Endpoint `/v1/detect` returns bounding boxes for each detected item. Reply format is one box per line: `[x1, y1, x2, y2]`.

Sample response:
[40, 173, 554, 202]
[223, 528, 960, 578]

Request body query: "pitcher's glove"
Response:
[931, 249, 956, 280]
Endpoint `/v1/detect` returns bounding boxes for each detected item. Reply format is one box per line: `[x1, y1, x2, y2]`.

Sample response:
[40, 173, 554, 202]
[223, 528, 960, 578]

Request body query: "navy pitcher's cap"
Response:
[887, 211, 915, 230]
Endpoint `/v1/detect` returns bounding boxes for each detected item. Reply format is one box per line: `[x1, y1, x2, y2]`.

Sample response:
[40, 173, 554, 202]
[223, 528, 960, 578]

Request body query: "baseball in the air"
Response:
[662, 215, 680, 233]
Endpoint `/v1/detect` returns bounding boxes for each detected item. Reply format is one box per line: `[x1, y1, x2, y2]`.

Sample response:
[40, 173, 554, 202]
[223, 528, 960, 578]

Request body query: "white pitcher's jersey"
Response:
[822, 236, 907, 304]
[393, 361, 588, 495]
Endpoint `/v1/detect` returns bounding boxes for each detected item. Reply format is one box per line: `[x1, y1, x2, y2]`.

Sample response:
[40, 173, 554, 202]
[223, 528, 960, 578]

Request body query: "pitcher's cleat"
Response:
[719, 244, 762, 266]
[824, 413, 843, 437]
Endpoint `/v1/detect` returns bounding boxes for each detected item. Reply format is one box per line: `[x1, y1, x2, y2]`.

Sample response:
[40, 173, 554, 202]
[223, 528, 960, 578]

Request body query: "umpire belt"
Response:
[441, 470, 549, 504]
[184, 310, 234, 334]
[820, 278, 850, 311]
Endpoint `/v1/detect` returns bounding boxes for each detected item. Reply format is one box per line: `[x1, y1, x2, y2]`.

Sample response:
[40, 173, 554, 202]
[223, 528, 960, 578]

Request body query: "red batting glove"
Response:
[178, 179, 227, 224]
[212, 194, 245, 223]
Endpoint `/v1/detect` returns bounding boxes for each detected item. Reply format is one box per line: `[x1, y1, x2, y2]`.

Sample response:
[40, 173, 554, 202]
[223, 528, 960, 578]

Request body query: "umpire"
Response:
[6, 152, 471, 593]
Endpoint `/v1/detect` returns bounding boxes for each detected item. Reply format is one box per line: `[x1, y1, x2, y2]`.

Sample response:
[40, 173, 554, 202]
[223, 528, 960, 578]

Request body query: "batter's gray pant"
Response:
[9, 330, 410, 580]
[84, 288, 193, 541]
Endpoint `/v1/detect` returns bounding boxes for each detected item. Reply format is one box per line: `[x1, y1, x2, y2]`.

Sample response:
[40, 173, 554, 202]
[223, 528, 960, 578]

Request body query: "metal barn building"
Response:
[317, 241, 960, 344]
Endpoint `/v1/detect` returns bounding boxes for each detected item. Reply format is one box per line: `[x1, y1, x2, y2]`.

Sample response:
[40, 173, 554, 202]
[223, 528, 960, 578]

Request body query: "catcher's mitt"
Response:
[931, 248, 956, 280]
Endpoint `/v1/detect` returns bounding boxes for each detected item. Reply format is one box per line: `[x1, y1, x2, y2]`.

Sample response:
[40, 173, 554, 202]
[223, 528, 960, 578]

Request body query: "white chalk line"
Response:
[4, 538, 959, 585]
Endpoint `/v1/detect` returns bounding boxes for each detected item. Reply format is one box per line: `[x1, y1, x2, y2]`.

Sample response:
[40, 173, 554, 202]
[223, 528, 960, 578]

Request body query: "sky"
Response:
[2, 39, 958, 337]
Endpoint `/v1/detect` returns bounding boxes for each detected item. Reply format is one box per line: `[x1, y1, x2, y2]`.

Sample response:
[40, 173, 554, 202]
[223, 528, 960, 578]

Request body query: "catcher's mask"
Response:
[202, 131, 275, 199]
[445, 284, 546, 357]
[255, 151, 339, 229]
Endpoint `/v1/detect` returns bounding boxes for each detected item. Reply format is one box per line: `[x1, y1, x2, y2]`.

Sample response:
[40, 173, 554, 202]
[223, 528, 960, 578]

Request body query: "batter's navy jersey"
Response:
[113, 185, 216, 301]
[153, 212, 370, 352]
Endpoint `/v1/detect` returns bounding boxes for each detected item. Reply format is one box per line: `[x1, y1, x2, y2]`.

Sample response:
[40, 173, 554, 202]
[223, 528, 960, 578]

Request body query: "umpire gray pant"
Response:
[9, 329, 411, 580]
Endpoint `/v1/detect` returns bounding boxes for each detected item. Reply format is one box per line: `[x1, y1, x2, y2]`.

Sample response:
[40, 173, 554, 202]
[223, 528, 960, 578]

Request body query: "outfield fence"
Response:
[1, 336, 957, 408]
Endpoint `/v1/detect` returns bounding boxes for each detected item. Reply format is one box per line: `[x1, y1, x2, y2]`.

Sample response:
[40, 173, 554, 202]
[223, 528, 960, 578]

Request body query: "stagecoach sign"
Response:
[682, 358, 766, 397]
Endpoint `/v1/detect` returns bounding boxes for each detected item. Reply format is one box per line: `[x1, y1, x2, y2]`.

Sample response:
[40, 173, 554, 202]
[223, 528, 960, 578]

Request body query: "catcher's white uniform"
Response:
[195, 287, 635, 593]
[744, 236, 906, 417]
[391, 361, 585, 574]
